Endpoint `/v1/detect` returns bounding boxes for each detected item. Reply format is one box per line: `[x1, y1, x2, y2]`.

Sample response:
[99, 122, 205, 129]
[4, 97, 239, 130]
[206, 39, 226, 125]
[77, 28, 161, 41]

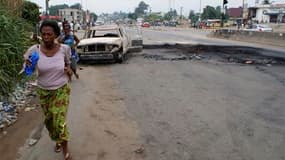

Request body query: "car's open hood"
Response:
[78, 37, 122, 46]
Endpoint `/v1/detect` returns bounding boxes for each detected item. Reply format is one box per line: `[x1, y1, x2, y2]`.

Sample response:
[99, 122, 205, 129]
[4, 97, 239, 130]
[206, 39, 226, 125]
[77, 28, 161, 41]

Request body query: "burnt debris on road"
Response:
[142, 44, 285, 66]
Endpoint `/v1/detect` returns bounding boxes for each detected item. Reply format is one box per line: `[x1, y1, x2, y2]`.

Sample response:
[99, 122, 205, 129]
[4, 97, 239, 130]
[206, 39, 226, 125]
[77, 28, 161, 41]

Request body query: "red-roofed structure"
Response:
[227, 7, 243, 18]
[40, 15, 62, 21]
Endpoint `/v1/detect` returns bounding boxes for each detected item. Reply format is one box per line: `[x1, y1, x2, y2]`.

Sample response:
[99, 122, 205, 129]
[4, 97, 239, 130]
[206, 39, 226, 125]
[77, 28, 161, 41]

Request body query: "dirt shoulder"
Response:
[0, 105, 42, 160]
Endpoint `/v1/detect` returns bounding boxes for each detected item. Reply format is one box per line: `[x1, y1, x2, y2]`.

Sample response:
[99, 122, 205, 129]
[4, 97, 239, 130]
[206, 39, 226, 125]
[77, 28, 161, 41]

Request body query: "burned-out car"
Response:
[77, 25, 143, 62]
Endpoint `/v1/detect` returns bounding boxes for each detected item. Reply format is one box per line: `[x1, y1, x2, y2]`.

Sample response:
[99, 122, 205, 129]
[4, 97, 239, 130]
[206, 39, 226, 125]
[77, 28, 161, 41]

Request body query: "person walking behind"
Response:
[24, 20, 73, 160]
[59, 23, 80, 80]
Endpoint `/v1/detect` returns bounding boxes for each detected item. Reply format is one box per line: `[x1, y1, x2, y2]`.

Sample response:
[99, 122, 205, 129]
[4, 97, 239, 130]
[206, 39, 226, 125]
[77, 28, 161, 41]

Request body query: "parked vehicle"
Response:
[243, 24, 273, 32]
[164, 21, 177, 27]
[142, 22, 151, 28]
[77, 24, 143, 63]
[152, 21, 163, 26]
[74, 23, 81, 31]
[198, 21, 207, 29]
[95, 21, 104, 26]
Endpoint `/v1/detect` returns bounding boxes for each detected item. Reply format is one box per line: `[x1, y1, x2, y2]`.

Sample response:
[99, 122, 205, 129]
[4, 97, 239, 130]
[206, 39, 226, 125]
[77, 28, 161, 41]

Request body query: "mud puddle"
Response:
[142, 44, 285, 66]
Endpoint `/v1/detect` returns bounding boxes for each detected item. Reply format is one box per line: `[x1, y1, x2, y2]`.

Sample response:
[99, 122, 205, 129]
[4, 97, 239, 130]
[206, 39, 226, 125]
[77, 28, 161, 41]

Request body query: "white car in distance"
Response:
[243, 24, 273, 32]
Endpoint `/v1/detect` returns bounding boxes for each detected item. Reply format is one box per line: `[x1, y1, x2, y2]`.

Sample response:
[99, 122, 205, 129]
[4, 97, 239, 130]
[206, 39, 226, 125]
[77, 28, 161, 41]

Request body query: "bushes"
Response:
[22, 0, 40, 26]
[0, 5, 33, 97]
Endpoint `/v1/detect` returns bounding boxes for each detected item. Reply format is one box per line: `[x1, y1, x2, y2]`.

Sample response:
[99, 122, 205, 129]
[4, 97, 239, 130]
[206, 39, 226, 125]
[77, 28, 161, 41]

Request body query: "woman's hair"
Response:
[63, 23, 71, 29]
[40, 20, 61, 37]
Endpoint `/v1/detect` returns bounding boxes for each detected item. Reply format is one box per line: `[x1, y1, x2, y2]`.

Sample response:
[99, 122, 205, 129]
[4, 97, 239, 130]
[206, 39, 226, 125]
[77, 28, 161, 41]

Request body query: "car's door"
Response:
[125, 25, 143, 52]
[119, 27, 130, 54]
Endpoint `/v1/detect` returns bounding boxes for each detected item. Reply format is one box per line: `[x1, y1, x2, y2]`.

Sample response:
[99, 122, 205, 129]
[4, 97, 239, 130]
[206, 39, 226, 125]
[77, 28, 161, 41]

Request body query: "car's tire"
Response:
[115, 53, 125, 63]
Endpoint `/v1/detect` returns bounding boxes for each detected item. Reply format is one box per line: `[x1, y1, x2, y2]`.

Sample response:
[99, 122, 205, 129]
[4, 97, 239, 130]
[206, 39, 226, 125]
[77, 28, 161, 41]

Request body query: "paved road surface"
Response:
[18, 28, 285, 160]
[141, 27, 285, 58]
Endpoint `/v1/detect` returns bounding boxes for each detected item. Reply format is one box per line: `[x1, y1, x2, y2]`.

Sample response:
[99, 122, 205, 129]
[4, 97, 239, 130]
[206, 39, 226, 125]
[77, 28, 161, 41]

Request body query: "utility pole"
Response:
[221, 0, 228, 27]
[200, 0, 202, 13]
[199, 0, 202, 21]
[45, 0, 49, 18]
[241, 0, 245, 26]
[80, 0, 83, 25]
[180, 7, 183, 20]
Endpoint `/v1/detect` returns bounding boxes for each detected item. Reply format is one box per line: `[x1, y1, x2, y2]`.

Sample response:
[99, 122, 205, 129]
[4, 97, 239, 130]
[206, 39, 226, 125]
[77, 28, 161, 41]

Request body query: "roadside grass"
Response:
[0, 5, 34, 98]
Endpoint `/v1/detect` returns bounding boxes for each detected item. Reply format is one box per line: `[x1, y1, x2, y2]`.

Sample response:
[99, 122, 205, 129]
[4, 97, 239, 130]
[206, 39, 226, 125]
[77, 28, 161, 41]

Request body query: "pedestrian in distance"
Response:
[59, 23, 80, 81]
[23, 20, 73, 160]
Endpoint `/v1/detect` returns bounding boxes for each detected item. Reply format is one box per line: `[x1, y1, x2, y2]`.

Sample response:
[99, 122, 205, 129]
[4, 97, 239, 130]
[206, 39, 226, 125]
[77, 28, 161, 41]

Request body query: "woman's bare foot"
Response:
[61, 141, 72, 160]
[64, 152, 72, 160]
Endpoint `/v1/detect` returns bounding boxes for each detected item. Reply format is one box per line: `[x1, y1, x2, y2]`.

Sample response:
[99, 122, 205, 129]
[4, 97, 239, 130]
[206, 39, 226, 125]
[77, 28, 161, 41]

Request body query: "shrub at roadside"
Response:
[0, 5, 33, 98]
[22, 0, 40, 26]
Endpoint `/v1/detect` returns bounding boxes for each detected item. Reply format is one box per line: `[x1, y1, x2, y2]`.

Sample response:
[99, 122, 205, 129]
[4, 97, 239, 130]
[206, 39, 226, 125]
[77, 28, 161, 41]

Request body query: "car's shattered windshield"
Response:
[88, 29, 120, 38]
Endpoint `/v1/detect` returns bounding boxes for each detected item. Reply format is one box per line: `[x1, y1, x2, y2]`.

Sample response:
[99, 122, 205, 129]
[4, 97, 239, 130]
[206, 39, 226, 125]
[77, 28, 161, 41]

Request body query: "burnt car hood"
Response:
[78, 37, 122, 46]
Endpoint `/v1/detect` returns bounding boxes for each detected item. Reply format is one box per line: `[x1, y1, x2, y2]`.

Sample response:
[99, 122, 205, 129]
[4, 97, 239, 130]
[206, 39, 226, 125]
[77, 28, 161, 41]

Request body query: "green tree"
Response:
[0, 4, 33, 97]
[201, 5, 221, 20]
[216, 6, 222, 18]
[134, 1, 149, 17]
[70, 3, 81, 10]
[90, 12, 98, 22]
[128, 13, 137, 20]
[189, 10, 199, 23]
[189, 10, 195, 19]
[49, 4, 68, 16]
[145, 13, 163, 23]
[22, 0, 40, 25]
[164, 9, 177, 21]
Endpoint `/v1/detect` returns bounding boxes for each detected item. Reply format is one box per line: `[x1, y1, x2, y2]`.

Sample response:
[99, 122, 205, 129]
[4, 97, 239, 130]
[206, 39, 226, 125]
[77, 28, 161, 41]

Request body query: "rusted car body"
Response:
[77, 24, 142, 62]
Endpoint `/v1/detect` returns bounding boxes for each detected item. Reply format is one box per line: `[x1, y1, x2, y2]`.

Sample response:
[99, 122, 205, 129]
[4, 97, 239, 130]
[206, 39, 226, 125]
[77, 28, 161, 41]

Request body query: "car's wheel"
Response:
[115, 53, 125, 63]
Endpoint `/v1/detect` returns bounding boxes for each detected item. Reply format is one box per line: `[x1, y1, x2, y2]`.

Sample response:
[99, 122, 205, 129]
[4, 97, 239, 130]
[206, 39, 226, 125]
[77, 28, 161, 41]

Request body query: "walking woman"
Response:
[59, 23, 80, 80]
[24, 20, 72, 160]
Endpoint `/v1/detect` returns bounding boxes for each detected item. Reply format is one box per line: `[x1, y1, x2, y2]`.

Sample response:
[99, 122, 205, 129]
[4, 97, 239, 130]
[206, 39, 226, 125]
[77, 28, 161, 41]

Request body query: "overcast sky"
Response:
[28, 0, 285, 15]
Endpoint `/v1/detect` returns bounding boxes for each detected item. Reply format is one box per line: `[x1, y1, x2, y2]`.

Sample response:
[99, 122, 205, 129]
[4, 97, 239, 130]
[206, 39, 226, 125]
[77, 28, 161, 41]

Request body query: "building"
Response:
[248, 3, 285, 23]
[227, 7, 243, 18]
[58, 8, 83, 24]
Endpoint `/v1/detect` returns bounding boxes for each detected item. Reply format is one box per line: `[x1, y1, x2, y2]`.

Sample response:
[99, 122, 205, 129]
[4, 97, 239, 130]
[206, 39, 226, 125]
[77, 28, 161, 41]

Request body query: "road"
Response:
[18, 28, 285, 160]
[141, 27, 285, 58]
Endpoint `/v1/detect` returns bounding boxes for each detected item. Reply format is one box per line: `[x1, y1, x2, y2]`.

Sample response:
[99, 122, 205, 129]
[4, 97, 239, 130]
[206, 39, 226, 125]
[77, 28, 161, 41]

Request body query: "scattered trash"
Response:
[3, 131, 7, 136]
[79, 67, 84, 70]
[134, 145, 145, 154]
[28, 81, 38, 86]
[24, 107, 36, 112]
[245, 60, 253, 64]
[142, 46, 285, 66]
[2, 103, 15, 113]
[104, 129, 117, 138]
[28, 138, 38, 146]
[0, 124, 5, 129]
[0, 102, 3, 111]
[0, 81, 38, 130]
[143, 54, 187, 61]
[190, 54, 204, 60]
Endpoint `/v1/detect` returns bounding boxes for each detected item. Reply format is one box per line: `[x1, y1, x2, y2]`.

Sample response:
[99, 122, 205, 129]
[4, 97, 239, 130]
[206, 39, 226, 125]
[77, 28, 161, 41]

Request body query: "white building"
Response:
[58, 8, 83, 24]
[248, 3, 285, 23]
